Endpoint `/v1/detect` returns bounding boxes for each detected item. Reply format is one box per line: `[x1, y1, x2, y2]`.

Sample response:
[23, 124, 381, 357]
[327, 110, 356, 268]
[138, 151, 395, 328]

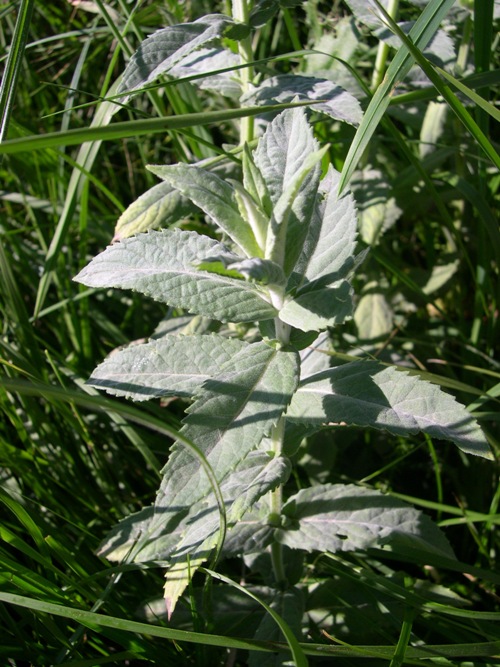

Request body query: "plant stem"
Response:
[268, 316, 291, 586]
[231, 0, 255, 144]
[371, 0, 399, 92]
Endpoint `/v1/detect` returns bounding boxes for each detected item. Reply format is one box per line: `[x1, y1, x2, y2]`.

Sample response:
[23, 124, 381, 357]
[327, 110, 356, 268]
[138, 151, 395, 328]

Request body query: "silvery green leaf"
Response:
[254, 109, 322, 274]
[223, 504, 274, 556]
[113, 181, 194, 240]
[354, 292, 394, 340]
[131, 343, 299, 562]
[87, 334, 247, 401]
[167, 452, 291, 563]
[289, 167, 358, 290]
[242, 143, 272, 216]
[419, 101, 448, 159]
[118, 15, 237, 100]
[277, 483, 455, 558]
[242, 74, 363, 126]
[148, 164, 262, 257]
[279, 281, 354, 332]
[300, 332, 332, 380]
[169, 47, 241, 98]
[351, 168, 401, 245]
[74, 229, 277, 323]
[287, 361, 493, 459]
[230, 180, 268, 250]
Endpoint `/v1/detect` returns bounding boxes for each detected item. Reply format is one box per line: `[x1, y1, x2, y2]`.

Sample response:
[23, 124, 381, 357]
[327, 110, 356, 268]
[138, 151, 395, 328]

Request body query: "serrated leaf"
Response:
[164, 556, 205, 621]
[277, 483, 455, 558]
[279, 281, 354, 332]
[289, 167, 358, 290]
[287, 361, 493, 458]
[74, 229, 277, 323]
[113, 181, 195, 240]
[130, 343, 299, 562]
[166, 452, 291, 568]
[87, 334, 247, 401]
[242, 74, 363, 126]
[148, 164, 262, 257]
[118, 15, 237, 100]
[254, 108, 322, 274]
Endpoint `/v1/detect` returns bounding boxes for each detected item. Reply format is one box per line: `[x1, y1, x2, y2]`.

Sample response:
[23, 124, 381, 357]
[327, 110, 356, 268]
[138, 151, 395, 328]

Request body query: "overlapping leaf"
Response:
[289, 166, 358, 290]
[113, 181, 194, 240]
[243, 74, 363, 126]
[129, 343, 299, 562]
[117, 15, 239, 100]
[74, 229, 277, 323]
[254, 108, 322, 274]
[148, 164, 263, 257]
[87, 334, 247, 401]
[277, 483, 456, 558]
[287, 361, 492, 458]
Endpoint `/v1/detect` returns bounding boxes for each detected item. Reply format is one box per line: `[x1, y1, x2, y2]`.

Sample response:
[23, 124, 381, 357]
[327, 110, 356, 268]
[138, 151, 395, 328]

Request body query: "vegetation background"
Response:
[0, 0, 498, 665]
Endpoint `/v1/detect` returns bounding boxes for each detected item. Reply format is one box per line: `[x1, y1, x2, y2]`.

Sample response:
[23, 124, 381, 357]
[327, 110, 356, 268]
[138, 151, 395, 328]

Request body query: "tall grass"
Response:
[0, 1, 498, 664]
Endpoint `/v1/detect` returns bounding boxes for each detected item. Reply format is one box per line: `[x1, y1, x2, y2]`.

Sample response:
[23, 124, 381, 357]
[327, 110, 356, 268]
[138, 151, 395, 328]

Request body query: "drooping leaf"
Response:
[130, 343, 299, 562]
[287, 361, 493, 458]
[87, 334, 247, 401]
[277, 483, 455, 558]
[113, 181, 195, 240]
[289, 166, 358, 290]
[148, 164, 262, 257]
[279, 281, 354, 332]
[254, 108, 322, 274]
[74, 229, 277, 323]
[223, 504, 274, 556]
[241, 74, 363, 126]
[117, 15, 238, 100]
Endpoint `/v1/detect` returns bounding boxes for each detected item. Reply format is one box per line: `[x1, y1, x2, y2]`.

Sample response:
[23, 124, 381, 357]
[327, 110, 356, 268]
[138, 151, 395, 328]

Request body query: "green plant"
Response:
[1, 0, 498, 664]
[74, 0, 493, 638]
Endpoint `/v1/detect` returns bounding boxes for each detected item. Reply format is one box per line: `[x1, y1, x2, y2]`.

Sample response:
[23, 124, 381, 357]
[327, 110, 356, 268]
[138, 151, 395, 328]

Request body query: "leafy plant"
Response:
[75, 95, 491, 622]
[1, 0, 498, 664]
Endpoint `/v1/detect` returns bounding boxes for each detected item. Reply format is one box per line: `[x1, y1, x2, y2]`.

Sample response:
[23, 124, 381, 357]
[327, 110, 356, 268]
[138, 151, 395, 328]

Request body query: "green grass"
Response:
[0, 0, 498, 665]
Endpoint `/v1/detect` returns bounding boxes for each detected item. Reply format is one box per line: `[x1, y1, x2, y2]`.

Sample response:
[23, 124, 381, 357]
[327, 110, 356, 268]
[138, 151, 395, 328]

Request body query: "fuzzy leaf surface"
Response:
[254, 108, 321, 274]
[113, 181, 194, 240]
[277, 483, 455, 558]
[88, 334, 247, 401]
[287, 361, 492, 458]
[118, 15, 237, 99]
[74, 229, 277, 322]
[279, 281, 354, 332]
[289, 167, 358, 291]
[131, 343, 299, 562]
[148, 164, 262, 257]
[242, 74, 363, 126]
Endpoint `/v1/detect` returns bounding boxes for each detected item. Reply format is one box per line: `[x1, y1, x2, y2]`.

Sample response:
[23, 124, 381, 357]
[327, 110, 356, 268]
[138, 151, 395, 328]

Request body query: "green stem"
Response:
[371, 0, 399, 92]
[268, 316, 291, 586]
[232, 0, 255, 144]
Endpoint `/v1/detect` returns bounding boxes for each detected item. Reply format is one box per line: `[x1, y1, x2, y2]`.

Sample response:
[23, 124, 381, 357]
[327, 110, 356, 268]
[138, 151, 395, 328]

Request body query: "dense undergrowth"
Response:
[0, 1, 499, 665]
